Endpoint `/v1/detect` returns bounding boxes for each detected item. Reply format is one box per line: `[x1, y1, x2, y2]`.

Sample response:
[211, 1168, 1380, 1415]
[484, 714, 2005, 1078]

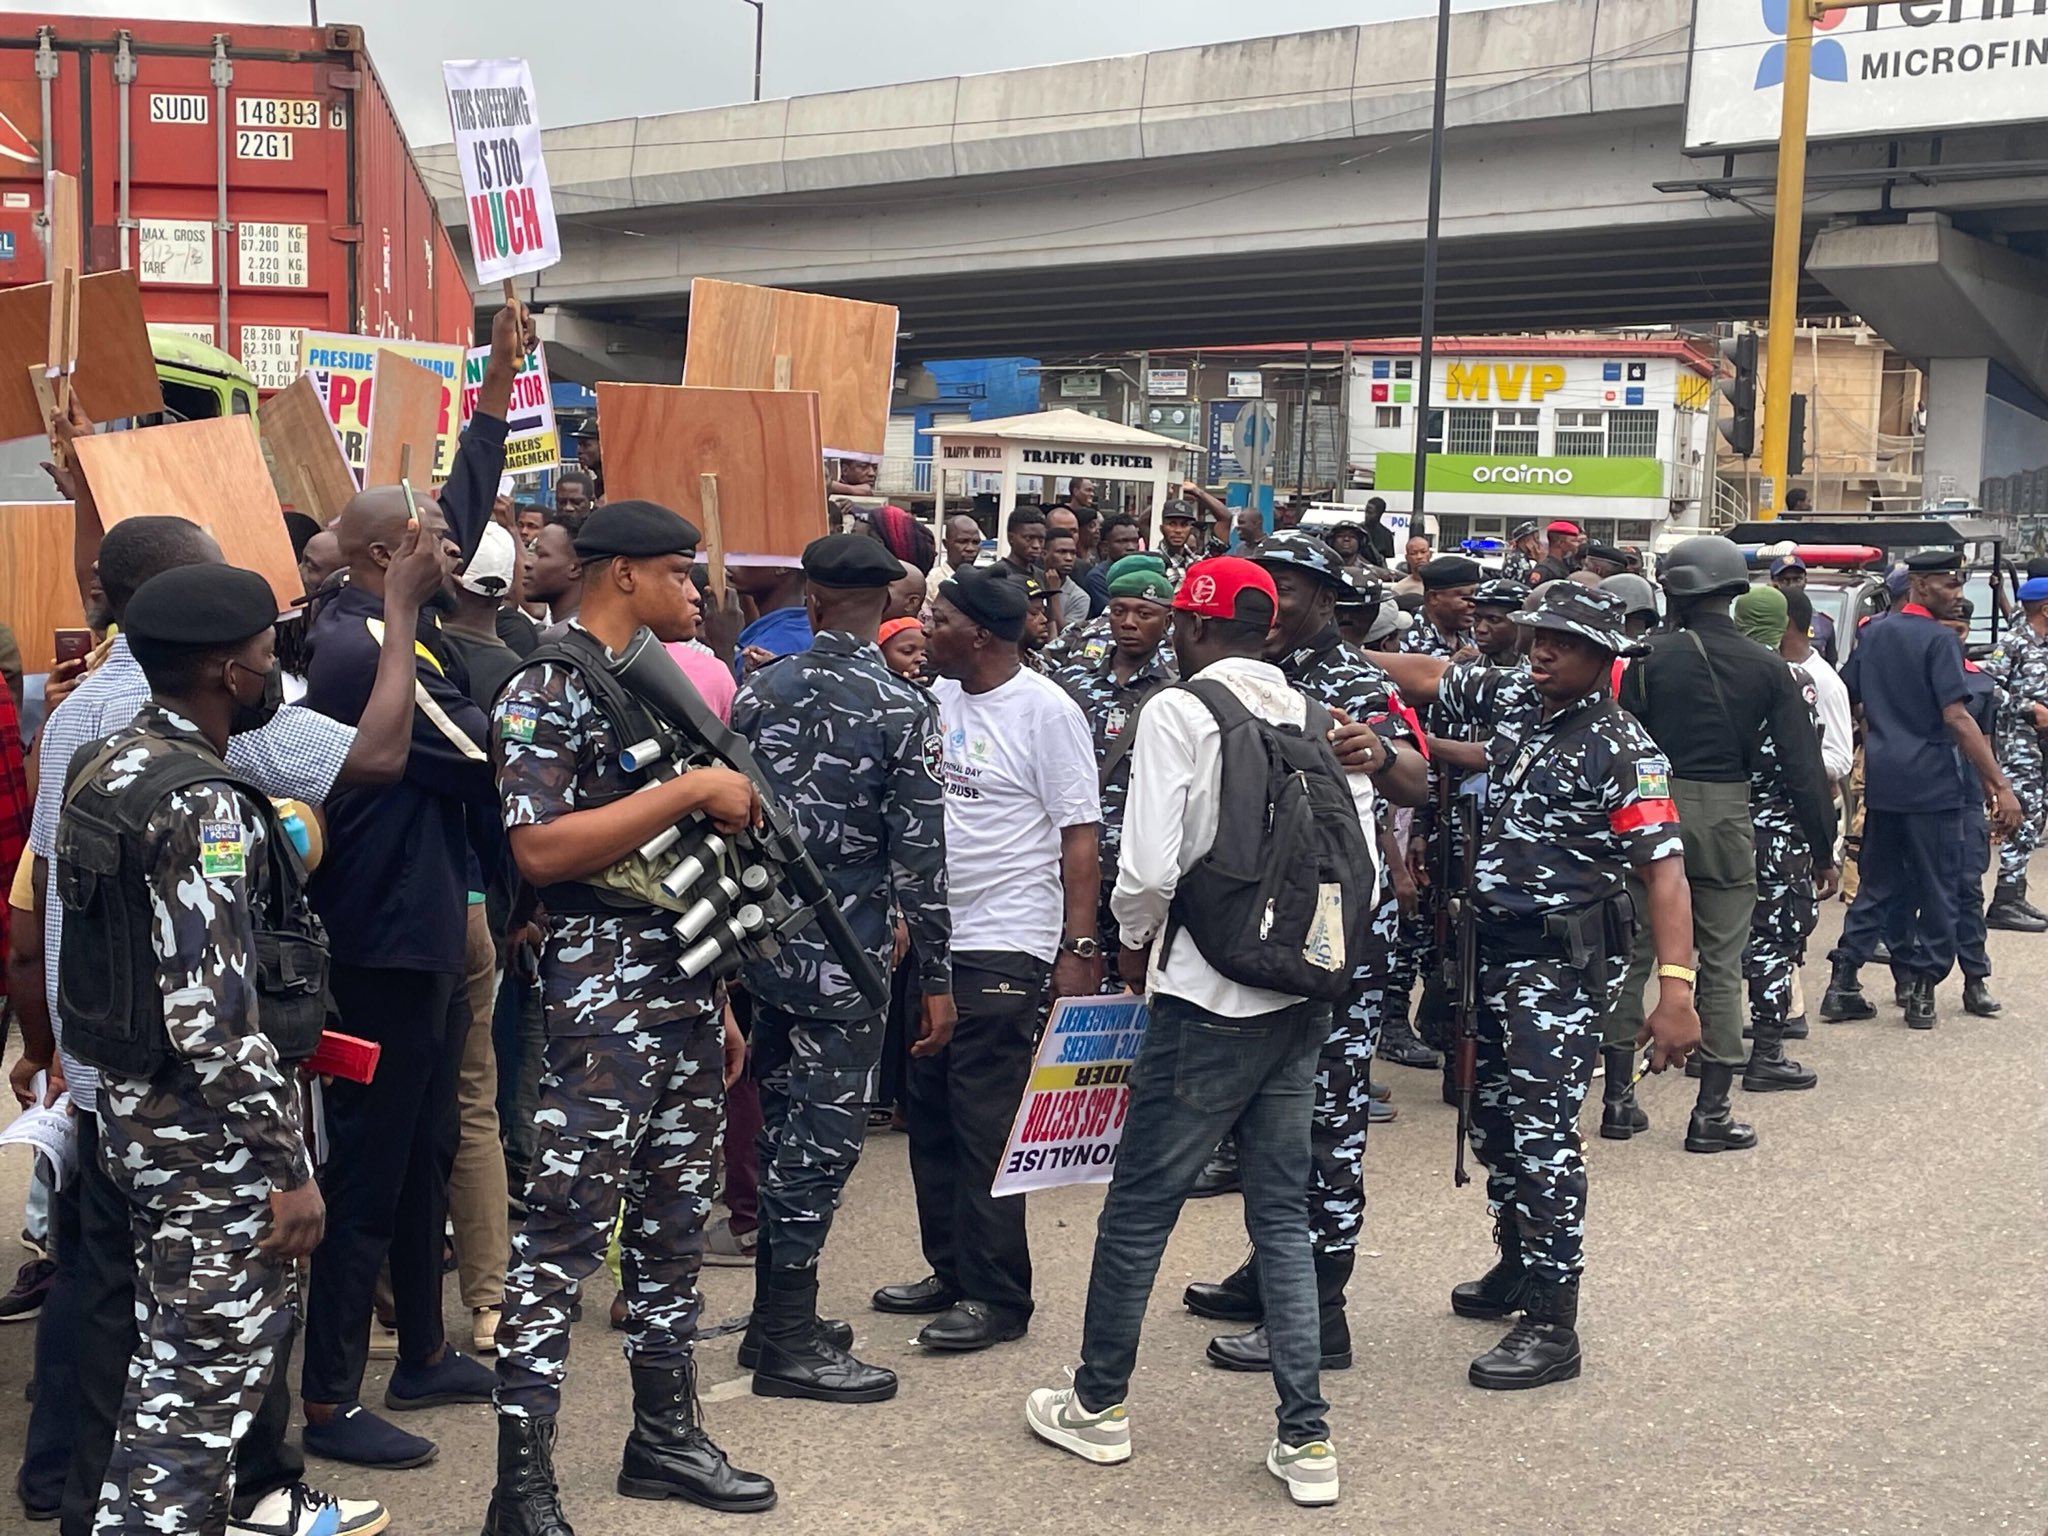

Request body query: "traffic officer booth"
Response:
[927, 410, 1201, 545]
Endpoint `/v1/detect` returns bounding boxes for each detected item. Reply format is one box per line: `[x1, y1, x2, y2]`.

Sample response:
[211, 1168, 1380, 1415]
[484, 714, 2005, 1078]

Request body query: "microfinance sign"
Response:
[1686, 0, 2048, 151]
[1374, 454, 1664, 498]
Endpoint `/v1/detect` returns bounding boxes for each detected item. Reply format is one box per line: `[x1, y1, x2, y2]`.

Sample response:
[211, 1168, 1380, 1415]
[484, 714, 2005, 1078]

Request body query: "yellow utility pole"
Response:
[1757, 0, 1814, 520]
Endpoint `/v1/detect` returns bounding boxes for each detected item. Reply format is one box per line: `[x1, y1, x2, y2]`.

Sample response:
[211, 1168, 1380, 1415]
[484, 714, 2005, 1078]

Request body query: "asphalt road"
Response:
[2, 898, 2043, 1535]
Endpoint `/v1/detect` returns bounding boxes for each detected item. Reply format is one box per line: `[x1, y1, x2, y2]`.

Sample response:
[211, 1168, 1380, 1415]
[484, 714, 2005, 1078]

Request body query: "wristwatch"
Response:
[1370, 736, 1400, 776]
[1060, 935, 1101, 959]
[1656, 963, 1697, 986]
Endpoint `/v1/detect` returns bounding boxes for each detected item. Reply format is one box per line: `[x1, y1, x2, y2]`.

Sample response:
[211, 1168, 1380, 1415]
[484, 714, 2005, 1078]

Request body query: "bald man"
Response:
[296, 307, 536, 1469]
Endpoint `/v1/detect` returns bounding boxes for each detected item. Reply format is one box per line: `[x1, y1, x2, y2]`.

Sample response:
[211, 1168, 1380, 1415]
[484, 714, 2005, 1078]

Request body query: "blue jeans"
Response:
[1074, 993, 1331, 1446]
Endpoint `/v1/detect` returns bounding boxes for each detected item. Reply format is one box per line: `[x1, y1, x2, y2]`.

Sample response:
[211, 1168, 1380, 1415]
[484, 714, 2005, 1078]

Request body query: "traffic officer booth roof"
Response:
[926, 408, 1203, 546]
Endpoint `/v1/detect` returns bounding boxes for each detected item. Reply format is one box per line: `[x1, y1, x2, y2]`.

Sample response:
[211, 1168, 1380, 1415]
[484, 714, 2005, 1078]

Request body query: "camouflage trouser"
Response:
[752, 1005, 885, 1272]
[1307, 888, 1401, 1257]
[1469, 945, 1622, 1284]
[495, 1021, 723, 1419]
[93, 1091, 297, 1536]
[1741, 818, 1817, 1034]
[1997, 749, 2045, 882]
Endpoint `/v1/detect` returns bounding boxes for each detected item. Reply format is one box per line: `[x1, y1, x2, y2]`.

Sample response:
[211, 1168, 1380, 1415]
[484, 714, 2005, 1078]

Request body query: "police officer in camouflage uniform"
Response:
[57, 564, 328, 1536]
[1984, 577, 2048, 929]
[1729, 585, 1822, 1095]
[1374, 584, 1700, 1391]
[1051, 563, 1178, 966]
[1039, 554, 1169, 672]
[1185, 531, 1429, 1374]
[729, 534, 954, 1404]
[1501, 521, 1540, 587]
[487, 501, 775, 1533]
[1400, 556, 1482, 659]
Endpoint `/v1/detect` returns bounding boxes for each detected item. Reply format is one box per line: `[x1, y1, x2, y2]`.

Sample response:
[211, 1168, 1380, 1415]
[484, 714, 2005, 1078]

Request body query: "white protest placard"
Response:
[441, 59, 559, 286]
[992, 995, 1148, 1197]
[463, 340, 558, 474]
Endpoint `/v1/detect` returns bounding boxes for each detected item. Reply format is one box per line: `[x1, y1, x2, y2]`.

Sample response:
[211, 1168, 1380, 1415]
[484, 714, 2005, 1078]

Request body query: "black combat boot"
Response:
[1378, 1000, 1442, 1070]
[1963, 975, 2002, 1016]
[1598, 1045, 1649, 1140]
[1183, 1247, 1262, 1323]
[483, 1415, 574, 1536]
[1818, 955, 1875, 1022]
[1741, 1016, 1817, 1093]
[1468, 1274, 1581, 1391]
[1986, 882, 2048, 932]
[1904, 975, 1937, 1030]
[617, 1362, 776, 1513]
[1450, 1215, 1528, 1319]
[1207, 1249, 1355, 1372]
[1683, 1062, 1758, 1153]
[748, 1270, 896, 1404]
[1190, 1137, 1241, 1198]
[735, 1228, 854, 1370]
[1783, 1010, 1809, 1040]
[2016, 875, 2048, 924]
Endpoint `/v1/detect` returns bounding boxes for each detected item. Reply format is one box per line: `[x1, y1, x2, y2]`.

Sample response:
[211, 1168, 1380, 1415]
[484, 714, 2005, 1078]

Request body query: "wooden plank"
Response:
[597, 383, 827, 562]
[364, 349, 447, 489]
[44, 171, 81, 416]
[682, 278, 896, 459]
[0, 270, 162, 442]
[72, 417, 301, 613]
[0, 502, 87, 675]
[260, 374, 357, 525]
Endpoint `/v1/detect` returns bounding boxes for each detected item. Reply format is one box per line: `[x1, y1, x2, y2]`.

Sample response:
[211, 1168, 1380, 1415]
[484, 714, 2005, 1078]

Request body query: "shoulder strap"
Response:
[1486, 696, 1619, 842]
[515, 632, 659, 750]
[1176, 675, 1257, 734]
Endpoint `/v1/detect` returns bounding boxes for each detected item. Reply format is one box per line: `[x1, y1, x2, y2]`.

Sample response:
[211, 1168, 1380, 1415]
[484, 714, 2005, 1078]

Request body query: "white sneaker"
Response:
[1267, 1437, 1340, 1506]
[230, 1482, 391, 1536]
[1025, 1383, 1131, 1465]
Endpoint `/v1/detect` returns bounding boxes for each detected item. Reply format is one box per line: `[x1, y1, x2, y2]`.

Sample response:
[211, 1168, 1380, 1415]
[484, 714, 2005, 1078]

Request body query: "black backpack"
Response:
[1164, 677, 1377, 1002]
[56, 730, 330, 1079]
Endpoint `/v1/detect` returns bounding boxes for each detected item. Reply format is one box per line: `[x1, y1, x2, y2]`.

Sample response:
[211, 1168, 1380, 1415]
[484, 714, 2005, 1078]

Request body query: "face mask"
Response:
[227, 659, 284, 735]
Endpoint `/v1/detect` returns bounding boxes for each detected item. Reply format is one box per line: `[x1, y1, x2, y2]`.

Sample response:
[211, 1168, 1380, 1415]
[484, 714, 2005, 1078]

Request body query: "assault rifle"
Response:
[1441, 780, 1481, 1187]
[603, 628, 890, 1009]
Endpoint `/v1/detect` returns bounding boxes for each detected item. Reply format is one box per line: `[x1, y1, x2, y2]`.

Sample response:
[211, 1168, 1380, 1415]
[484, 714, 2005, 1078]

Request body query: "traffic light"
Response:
[1718, 330, 1758, 457]
[1787, 391, 1808, 478]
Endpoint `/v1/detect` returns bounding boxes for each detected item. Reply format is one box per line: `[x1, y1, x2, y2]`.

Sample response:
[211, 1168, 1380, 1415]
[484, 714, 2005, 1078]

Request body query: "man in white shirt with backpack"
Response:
[1024, 556, 1380, 1509]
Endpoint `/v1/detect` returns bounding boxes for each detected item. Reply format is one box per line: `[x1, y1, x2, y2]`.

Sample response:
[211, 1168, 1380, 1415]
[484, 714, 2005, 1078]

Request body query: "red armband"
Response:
[1609, 799, 1678, 833]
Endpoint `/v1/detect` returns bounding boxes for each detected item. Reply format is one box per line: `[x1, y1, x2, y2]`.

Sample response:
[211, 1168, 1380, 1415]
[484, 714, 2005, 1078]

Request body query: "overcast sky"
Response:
[36, 0, 1524, 145]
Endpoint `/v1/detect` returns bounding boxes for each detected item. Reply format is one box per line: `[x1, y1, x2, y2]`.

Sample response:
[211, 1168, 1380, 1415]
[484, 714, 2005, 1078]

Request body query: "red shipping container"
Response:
[0, 15, 475, 393]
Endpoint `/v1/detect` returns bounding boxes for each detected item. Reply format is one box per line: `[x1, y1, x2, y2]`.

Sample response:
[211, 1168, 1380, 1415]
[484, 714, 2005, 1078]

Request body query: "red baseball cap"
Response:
[1546, 519, 1583, 536]
[1174, 555, 1278, 621]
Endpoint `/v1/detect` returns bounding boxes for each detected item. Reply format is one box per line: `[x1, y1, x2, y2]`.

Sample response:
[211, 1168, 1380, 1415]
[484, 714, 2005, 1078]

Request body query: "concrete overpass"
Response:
[417, 0, 2048, 498]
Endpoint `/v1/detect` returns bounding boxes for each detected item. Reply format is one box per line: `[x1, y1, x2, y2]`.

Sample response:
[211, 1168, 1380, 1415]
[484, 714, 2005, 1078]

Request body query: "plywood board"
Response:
[597, 383, 828, 562]
[0, 270, 162, 441]
[72, 417, 300, 613]
[44, 171, 80, 415]
[261, 374, 357, 524]
[365, 349, 447, 489]
[0, 502, 87, 675]
[682, 278, 896, 459]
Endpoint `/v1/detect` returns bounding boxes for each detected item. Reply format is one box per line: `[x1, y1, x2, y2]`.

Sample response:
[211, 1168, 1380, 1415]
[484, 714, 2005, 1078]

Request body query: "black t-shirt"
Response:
[497, 605, 541, 658]
[1361, 521, 1397, 563]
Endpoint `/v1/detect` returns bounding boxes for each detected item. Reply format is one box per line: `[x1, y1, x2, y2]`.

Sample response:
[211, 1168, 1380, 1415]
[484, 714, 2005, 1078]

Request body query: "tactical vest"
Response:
[55, 729, 331, 1079]
[514, 628, 694, 917]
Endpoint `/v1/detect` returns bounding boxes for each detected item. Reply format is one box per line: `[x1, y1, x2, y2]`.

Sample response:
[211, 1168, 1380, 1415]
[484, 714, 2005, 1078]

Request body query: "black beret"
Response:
[125, 564, 278, 648]
[1580, 542, 1629, 564]
[802, 532, 904, 589]
[1904, 548, 1962, 572]
[1419, 555, 1484, 590]
[572, 499, 701, 560]
[940, 565, 1028, 642]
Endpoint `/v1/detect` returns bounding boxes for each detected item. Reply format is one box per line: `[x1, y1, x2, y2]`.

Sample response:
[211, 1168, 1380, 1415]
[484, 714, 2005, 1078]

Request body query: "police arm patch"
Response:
[198, 820, 247, 878]
[923, 733, 945, 783]
[1634, 757, 1671, 802]
[501, 702, 540, 744]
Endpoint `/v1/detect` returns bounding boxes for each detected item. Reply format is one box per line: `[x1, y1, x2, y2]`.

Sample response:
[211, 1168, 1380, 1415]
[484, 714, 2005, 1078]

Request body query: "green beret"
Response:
[1104, 553, 1166, 585]
[1108, 569, 1175, 606]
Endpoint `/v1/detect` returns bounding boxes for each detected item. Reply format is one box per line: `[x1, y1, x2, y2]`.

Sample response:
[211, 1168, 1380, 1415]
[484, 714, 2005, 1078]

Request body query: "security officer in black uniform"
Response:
[488, 501, 775, 1533]
[58, 564, 328, 1536]
[1605, 537, 1836, 1155]
[1371, 584, 1700, 1391]
[1181, 530, 1428, 1372]
[730, 534, 955, 1403]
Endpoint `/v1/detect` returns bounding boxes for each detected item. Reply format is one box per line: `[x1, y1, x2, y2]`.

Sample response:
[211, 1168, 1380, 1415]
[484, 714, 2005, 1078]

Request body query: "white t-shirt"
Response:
[932, 669, 1101, 961]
